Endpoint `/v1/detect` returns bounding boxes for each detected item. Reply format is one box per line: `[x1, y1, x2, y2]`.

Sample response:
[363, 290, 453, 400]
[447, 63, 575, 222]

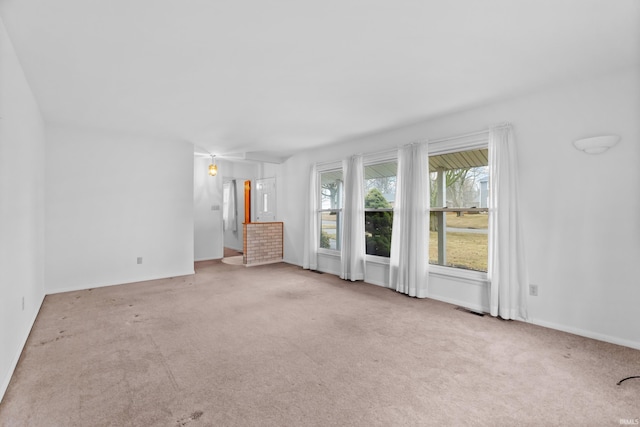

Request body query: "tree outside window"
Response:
[364, 162, 396, 257]
[319, 170, 343, 250]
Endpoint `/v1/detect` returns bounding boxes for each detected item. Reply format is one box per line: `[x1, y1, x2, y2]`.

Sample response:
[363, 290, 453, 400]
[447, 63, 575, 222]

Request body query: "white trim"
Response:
[429, 265, 488, 286]
[429, 137, 488, 156]
[365, 254, 391, 265]
[1, 292, 46, 404]
[245, 259, 283, 267]
[430, 129, 488, 144]
[363, 149, 398, 165]
[427, 293, 489, 315]
[46, 270, 196, 295]
[428, 130, 489, 155]
[194, 257, 221, 262]
[316, 161, 342, 172]
[526, 318, 640, 350]
[318, 247, 340, 257]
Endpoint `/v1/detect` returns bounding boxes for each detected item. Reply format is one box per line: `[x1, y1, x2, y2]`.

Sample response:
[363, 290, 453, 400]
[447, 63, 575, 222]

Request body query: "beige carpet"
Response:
[1, 261, 639, 426]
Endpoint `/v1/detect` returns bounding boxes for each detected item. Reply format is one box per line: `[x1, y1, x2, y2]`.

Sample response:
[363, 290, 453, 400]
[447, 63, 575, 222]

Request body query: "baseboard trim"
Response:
[425, 293, 489, 315]
[526, 318, 640, 350]
[45, 270, 196, 295]
[1, 291, 46, 404]
[245, 259, 283, 267]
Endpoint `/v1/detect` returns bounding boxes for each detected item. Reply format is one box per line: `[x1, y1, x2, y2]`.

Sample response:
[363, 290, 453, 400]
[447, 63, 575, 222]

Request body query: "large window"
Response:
[319, 169, 343, 251]
[364, 161, 397, 257]
[429, 148, 488, 272]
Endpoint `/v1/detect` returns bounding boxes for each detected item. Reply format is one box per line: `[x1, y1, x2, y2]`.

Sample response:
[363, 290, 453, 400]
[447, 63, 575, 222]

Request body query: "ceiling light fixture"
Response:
[573, 135, 620, 154]
[209, 155, 218, 176]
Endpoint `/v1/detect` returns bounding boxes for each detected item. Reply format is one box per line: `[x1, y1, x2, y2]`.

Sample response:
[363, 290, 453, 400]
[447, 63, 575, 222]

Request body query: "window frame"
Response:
[317, 163, 343, 255]
[363, 154, 397, 260]
[428, 134, 489, 280]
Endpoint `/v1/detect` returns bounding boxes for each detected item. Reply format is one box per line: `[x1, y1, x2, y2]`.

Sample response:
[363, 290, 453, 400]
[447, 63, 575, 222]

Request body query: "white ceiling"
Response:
[1, 0, 638, 161]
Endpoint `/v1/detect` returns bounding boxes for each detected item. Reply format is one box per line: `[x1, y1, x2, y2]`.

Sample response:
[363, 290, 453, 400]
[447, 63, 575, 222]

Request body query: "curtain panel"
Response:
[303, 164, 319, 270]
[340, 155, 366, 281]
[389, 143, 429, 298]
[488, 124, 528, 320]
[223, 180, 238, 232]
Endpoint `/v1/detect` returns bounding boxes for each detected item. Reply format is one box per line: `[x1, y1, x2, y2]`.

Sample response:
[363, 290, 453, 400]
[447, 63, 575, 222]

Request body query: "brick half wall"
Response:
[243, 222, 283, 266]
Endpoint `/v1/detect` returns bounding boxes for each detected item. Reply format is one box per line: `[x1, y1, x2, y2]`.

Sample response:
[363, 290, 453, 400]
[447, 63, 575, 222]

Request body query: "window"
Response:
[429, 148, 488, 272]
[364, 161, 397, 257]
[319, 169, 343, 251]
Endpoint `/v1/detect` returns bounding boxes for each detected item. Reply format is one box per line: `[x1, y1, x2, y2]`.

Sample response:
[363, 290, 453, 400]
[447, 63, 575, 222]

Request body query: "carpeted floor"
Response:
[1, 261, 639, 426]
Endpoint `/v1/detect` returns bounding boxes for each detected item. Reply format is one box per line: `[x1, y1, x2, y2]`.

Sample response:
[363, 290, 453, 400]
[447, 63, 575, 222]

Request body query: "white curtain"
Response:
[389, 143, 429, 298]
[488, 124, 528, 320]
[340, 155, 366, 281]
[303, 164, 319, 270]
[223, 180, 237, 232]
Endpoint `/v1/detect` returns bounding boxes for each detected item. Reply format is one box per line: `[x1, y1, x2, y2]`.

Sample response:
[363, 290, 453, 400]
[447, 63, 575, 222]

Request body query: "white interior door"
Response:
[255, 177, 276, 222]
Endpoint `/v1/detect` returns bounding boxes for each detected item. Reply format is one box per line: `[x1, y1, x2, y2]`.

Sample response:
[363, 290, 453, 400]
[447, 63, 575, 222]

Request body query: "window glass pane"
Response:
[364, 161, 396, 257]
[428, 148, 489, 272]
[429, 149, 488, 208]
[364, 162, 397, 207]
[320, 170, 343, 210]
[319, 170, 343, 251]
[365, 211, 393, 257]
[429, 212, 488, 272]
[320, 211, 340, 250]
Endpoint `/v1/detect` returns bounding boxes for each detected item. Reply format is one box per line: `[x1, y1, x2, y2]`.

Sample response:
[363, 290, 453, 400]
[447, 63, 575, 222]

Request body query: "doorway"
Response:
[222, 178, 246, 258]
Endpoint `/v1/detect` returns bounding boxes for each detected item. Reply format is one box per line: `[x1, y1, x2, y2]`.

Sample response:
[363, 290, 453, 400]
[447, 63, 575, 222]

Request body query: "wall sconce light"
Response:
[573, 135, 620, 154]
[208, 155, 218, 176]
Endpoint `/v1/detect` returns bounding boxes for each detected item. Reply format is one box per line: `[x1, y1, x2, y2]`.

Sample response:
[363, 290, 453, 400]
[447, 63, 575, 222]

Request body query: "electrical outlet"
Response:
[137, 257, 143, 265]
[529, 284, 538, 296]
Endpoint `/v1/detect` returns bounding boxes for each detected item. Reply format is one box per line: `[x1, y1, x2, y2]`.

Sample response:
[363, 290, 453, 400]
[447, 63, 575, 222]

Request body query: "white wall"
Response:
[194, 156, 223, 260]
[45, 126, 194, 293]
[194, 158, 259, 260]
[0, 17, 47, 401]
[279, 66, 640, 349]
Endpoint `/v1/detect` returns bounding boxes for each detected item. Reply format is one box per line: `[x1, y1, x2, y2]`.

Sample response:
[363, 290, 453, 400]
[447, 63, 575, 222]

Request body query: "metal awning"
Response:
[429, 148, 488, 170]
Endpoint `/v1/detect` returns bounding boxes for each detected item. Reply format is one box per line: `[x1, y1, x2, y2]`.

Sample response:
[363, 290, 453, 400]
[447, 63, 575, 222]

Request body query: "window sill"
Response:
[428, 265, 488, 286]
[318, 248, 340, 257]
[365, 255, 390, 265]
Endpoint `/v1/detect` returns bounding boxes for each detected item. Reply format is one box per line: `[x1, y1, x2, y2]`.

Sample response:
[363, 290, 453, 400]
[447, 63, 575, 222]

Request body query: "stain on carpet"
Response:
[38, 332, 72, 346]
[177, 410, 203, 425]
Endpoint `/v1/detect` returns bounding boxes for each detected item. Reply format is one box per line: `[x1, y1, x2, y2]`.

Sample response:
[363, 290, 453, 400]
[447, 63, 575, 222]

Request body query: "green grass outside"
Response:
[430, 212, 488, 271]
[429, 231, 488, 272]
[444, 211, 488, 229]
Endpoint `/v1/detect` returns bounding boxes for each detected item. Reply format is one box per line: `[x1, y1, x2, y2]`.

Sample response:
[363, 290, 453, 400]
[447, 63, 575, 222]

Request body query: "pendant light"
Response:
[209, 155, 218, 176]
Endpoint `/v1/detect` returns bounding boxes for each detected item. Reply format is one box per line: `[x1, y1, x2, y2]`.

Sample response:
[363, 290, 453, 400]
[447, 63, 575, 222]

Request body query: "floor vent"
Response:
[455, 306, 485, 317]
[312, 270, 324, 274]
